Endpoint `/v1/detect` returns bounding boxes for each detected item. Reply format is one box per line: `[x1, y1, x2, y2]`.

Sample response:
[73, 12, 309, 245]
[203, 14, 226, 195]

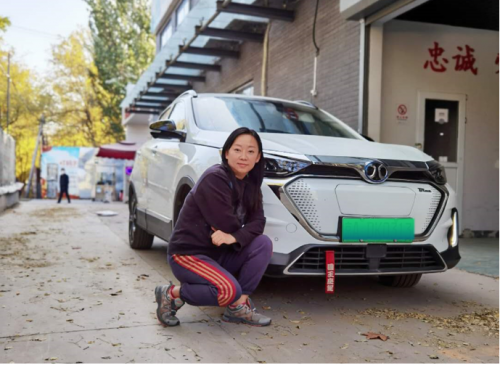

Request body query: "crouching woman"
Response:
[155, 127, 273, 327]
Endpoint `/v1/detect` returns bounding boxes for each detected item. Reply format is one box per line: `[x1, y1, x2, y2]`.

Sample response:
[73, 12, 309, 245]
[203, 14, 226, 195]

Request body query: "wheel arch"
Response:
[173, 176, 195, 226]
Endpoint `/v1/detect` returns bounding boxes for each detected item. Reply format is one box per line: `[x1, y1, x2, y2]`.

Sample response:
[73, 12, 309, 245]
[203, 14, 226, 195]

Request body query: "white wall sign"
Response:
[435, 108, 449, 124]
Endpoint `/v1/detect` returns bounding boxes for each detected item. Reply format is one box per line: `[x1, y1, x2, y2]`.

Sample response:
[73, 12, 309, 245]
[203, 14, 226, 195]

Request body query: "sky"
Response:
[1, 0, 90, 76]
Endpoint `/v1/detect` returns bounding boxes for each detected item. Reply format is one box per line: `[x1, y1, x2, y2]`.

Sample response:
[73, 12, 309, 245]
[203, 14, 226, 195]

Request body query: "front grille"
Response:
[298, 165, 360, 178]
[288, 245, 445, 274]
[389, 170, 431, 181]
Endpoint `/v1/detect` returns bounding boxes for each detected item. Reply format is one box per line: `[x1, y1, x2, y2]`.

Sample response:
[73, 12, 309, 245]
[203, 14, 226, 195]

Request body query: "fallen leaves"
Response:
[360, 307, 499, 336]
[79, 256, 100, 263]
[110, 290, 122, 296]
[429, 354, 439, 359]
[361, 332, 389, 341]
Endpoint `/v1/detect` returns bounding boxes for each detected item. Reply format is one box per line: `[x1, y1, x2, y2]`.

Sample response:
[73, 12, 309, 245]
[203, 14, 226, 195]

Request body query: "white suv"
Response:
[128, 91, 460, 287]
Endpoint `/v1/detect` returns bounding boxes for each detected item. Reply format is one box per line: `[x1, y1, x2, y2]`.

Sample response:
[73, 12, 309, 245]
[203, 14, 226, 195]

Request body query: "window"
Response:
[233, 82, 254, 96]
[176, 0, 189, 27]
[193, 96, 362, 139]
[169, 102, 187, 130]
[160, 21, 173, 49]
[159, 106, 172, 121]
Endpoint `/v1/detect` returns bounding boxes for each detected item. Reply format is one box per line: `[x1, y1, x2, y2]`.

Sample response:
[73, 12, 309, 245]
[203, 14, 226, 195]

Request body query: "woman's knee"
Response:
[252, 235, 273, 255]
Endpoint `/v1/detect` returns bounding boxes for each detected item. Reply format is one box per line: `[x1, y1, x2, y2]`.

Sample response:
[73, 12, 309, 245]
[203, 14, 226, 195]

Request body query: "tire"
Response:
[378, 273, 422, 288]
[128, 192, 154, 250]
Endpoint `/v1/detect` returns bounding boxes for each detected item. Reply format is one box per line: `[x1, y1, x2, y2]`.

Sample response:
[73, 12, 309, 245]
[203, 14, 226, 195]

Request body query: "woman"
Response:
[155, 127, 273, 327]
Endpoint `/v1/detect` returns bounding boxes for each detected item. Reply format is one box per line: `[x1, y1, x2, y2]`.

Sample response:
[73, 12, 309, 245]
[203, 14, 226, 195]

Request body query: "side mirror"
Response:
[361, 134, 374, 142]
[149, 119, 186, 141]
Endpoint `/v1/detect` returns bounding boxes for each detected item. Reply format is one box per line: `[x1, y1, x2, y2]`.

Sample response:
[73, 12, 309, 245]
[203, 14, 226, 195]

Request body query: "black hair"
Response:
[221, 127, 264, 215]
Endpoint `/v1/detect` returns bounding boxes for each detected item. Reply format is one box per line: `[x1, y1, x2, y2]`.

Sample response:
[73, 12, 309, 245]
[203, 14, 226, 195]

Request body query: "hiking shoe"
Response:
[222, 299, 272, 327]
[155, 282, 185, 327]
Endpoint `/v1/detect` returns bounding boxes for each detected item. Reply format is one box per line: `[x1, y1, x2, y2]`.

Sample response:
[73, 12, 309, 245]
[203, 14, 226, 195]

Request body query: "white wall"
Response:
[380, 20, 499, 231]
[125, 124, 152, 145]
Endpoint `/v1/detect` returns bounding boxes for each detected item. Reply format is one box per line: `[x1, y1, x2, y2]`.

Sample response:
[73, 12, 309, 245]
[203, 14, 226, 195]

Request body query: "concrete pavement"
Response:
[0, 200, 498, 363]
[457, 238, 499, 278]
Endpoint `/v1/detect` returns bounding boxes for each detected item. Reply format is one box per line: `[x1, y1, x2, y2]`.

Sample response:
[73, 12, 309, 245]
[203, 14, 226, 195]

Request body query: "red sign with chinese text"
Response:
[325, 251, 335, 294]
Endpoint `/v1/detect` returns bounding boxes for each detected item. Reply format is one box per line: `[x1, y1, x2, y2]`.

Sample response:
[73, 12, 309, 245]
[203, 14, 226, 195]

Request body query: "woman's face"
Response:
[225, 134, 261, 180]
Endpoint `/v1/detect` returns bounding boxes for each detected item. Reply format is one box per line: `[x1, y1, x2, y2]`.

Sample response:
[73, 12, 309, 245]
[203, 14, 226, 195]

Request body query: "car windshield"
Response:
[193, 96, 361, 139]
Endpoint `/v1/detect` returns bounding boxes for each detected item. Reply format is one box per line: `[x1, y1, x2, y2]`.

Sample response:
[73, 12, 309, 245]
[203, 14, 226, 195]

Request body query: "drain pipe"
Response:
[357, 18, 365, 134]
[310, 0, 320, 98]
[261, 21, 272, 96]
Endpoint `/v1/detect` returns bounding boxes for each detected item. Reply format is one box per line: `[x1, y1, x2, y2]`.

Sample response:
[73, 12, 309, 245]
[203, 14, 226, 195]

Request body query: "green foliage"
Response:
[48, 30, 118, 148]
[0, 49, 51, 182]
[0, 16, 11, 33]
[86, 0, 155, 138]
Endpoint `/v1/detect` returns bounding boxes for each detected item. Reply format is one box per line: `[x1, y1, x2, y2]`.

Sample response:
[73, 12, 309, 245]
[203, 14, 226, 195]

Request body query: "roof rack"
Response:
[294, 100, 317, 109]
[179, 89, 198, 98]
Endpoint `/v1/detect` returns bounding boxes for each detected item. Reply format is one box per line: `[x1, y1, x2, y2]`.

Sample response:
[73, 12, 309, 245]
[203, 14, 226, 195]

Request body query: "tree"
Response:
[0, 17, 51, 182]
[48, 30, 117, 148]
[86, 0, 155, 139]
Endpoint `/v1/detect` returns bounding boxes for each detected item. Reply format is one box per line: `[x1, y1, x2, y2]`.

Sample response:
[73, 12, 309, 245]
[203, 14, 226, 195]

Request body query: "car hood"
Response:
[191, 130, 433, 162]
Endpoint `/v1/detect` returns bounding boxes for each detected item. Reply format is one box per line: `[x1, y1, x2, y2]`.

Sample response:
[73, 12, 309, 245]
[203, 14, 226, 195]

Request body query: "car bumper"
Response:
[265, 242, 460, 277]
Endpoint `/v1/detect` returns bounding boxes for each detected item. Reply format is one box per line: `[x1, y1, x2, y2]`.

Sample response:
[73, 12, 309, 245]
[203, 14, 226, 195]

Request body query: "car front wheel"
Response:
[378, 273, 422, 288]
[129, 192, 154, 250]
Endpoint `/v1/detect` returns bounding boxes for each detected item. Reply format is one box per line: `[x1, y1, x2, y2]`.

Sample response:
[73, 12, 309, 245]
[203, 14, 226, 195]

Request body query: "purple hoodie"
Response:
[167, 164, 266, 258]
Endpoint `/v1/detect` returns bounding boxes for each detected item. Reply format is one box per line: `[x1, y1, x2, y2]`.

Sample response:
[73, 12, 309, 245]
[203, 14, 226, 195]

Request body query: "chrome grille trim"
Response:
[265, 174, 448, 243]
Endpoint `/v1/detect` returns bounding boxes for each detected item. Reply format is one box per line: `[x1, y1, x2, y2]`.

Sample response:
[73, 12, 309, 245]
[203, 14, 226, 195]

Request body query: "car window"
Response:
[159, 106, 172, 121]
[169, 102, 187, 130]
[193, 96, 362, 139]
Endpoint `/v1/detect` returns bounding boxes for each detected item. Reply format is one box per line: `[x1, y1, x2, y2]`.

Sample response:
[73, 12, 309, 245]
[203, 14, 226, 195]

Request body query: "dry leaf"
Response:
[361, 332, 389, 341]
[112, 343, 121, 347]
[429, 355, 439, 359]
[262, 306, 271, 310]
[340, 343, 349, 350]
[290, 320, 301, 324]
[45, 357, 58, 361]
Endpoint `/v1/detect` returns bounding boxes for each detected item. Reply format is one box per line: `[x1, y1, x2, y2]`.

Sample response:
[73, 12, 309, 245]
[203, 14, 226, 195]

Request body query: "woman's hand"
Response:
[211, 227, 237, 246]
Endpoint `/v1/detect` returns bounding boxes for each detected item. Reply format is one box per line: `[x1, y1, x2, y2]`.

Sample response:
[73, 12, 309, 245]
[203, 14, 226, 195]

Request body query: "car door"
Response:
[147, 101, 188, 231]
[145, 106, 171, 215]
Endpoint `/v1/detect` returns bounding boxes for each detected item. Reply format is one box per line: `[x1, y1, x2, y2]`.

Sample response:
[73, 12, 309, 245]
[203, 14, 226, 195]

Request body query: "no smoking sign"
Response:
[397, 104, 408, 121]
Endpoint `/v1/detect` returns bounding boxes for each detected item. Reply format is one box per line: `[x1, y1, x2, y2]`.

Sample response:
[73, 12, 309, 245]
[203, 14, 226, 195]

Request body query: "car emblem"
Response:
[364, 161, 389, 183]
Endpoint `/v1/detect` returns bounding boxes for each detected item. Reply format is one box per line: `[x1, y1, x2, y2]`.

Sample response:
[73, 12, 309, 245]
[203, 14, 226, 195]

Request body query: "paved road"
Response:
[0, 201, 498, 363]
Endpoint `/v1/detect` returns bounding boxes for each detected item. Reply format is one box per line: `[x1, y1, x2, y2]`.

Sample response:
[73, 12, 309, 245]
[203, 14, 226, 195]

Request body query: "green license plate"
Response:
[341, 217, 415, 243]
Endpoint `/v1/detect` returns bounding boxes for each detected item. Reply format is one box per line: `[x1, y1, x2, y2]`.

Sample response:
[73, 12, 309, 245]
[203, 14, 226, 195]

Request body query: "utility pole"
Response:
[6, 52, 10, 133]
[25, 115, 45, 198]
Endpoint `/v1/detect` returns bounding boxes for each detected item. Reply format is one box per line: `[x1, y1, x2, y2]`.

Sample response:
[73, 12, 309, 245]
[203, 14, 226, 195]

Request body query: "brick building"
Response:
[120, 0, 498, 235]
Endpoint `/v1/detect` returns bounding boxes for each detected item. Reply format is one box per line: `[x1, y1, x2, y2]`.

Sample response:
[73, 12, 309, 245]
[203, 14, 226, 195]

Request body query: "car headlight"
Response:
[427, 160, 447, 185]
[264, 155, 311, 177]
[448, 209, 459, 247]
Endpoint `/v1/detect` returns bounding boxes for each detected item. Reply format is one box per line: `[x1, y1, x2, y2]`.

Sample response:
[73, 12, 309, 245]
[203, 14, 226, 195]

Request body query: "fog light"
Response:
[448, 209, 459, 247]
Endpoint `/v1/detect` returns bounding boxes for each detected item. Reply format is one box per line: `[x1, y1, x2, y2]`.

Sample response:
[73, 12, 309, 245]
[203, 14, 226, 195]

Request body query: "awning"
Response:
[96, 141, 138, 160]
[120, 0, 296, 115]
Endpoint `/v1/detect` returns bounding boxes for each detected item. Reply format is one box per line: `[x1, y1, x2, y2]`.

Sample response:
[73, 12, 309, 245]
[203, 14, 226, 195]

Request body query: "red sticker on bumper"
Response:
[325, 250, 335, 294]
